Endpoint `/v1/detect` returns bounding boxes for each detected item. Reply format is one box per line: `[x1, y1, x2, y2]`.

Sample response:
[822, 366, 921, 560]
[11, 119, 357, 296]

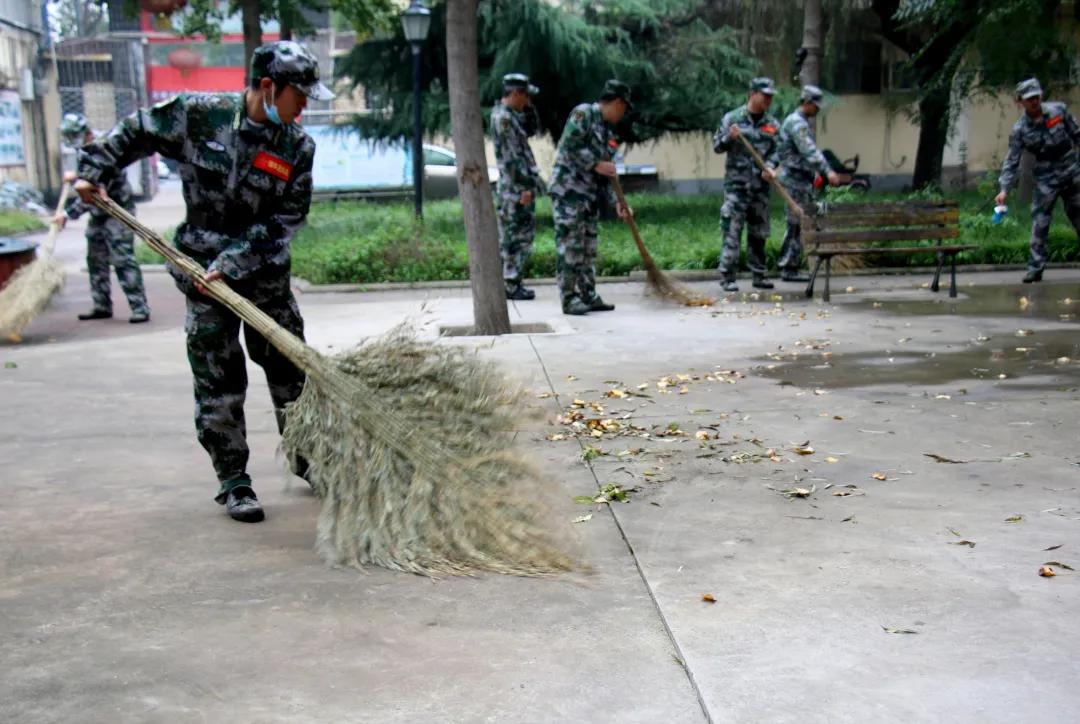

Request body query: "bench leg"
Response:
[823, 257, 832, 303]
[806, 256, 824, 298]
[949, 253, 958, 298]
[931, 251, 944, 293]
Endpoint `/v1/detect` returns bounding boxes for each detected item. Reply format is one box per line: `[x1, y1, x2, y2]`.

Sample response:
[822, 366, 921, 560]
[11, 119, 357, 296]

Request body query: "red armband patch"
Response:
[608, 138, 619, 149]
[253, 151, 293, 181]
[761, 125, 778, 135]
[1047, 116, 1063, 129]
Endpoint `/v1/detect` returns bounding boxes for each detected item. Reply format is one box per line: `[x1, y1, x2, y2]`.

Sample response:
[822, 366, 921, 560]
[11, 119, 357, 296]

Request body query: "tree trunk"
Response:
[799, 0, 823, 132]
[280, 0, 293, 41]
[445, 0, 511, 335]
[240, 0, 263, 86]
[911, 86, 951, 190]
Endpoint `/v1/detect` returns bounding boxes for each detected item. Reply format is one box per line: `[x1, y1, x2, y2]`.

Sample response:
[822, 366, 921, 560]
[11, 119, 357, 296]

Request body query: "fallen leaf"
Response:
[1044, 544, 1063, 551]
[572, 495, 598, 504]
[604, 388, 628, 398]
[842, 515, 856, 523]
[536, 391, 553, 399]
[948, 528, 962, 537]
[581, 445, 605, 462]
[949, 540, 976, 548]
[792, 442, 815, 455]
[702, 594, 717, 603]
[572, 514, 593, 524]
[1044, 561, 1074, 571]
[565, 374, 578, 381]
[3, 361, 16, 369]
[845, 286, 856, 293]
[1039, 566, 1056, 577]
[872, 472, 888, 481]
[695, 430, 711, 441]
[1016, 329, 1034, 337]
[546, 433, 567, 441]
[825, 456, 840, 464]
[813, 388, 829, 396]
[882, 626, 918, 635]
[1018, 296, 1030, 309]
[1004, 514, 1023, 523]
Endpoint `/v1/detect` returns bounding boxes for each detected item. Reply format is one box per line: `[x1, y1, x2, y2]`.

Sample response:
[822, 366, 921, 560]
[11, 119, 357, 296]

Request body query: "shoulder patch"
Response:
[761, 125, 778, 135]
[1047, 115, 1063, 129]
[572, 109, 586, 124]
[500, 115, 512, 130]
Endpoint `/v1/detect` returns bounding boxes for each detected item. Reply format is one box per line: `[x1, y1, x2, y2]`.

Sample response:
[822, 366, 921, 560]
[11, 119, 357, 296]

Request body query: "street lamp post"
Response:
[401, 0, 432, 220]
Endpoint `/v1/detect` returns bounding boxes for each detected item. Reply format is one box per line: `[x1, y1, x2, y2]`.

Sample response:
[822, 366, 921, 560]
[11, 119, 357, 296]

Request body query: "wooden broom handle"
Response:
[610, 175, 655, 264]
[44, 183, 72, 255]
[736, 132, 805, 220]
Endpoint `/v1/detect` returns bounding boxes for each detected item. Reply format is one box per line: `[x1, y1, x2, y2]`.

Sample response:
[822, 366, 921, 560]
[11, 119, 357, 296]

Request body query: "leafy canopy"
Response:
[337, 0, 760, 144]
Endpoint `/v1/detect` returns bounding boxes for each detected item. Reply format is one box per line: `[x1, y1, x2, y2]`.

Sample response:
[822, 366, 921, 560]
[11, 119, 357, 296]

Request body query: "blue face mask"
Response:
[263, 87, 283, 126]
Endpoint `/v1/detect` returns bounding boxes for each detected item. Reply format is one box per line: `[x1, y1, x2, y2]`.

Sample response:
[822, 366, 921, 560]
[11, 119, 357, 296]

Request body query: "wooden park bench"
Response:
[802, 199, 976, 302]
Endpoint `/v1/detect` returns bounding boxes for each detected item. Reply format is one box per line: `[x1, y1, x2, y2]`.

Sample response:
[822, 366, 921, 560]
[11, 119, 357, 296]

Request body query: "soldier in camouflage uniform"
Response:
[74, 41, 333, 522]
[713, 77, 782, 292]
[57, 113, 150, 323]
[996, 78, 1080, 283]
[492, 73, 546, 300]
[549, 80, 633, 315]
[777, 85, 840, 282]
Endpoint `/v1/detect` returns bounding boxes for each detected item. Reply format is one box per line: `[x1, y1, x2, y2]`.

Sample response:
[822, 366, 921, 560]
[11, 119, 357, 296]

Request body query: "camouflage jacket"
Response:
[778, 109, 831, 182]
[77, 92, 316, 282]
[999, 102, 1080, 192]
[713, 104, 781, 188]
[66, 165, 135, 222]
[549, 102, 617, 207]
[491, 102, 545, 201]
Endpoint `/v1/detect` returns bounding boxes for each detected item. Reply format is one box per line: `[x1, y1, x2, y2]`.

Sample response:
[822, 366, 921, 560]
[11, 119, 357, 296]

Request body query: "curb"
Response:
[289, 262, 1080, 295]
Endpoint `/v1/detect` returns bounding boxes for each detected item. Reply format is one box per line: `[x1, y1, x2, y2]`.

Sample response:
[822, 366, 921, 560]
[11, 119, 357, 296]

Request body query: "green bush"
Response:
[135, 188, 1080, 284]
[0, 210, 46, 236]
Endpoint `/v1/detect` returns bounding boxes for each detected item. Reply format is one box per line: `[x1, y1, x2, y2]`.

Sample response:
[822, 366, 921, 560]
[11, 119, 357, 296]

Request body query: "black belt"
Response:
[185, 209, 252, 236]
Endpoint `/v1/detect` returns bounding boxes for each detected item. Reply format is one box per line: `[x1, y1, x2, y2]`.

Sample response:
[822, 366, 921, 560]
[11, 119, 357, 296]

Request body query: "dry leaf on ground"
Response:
[702, 594, 717, 603]
[1039, 566, 1056, 577]
[882, 626, 919, 634]
[872, 472, 888, 480]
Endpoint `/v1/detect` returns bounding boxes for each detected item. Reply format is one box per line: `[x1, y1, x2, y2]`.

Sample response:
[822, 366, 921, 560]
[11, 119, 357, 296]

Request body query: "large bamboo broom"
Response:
[0, 185, 71, 341]
[89, 193, 573, 577]
[610, 176, 714, 307]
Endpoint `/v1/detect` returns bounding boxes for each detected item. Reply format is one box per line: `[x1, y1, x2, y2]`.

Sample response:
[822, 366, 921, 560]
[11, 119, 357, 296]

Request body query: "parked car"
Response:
[306, 122, 495, 200]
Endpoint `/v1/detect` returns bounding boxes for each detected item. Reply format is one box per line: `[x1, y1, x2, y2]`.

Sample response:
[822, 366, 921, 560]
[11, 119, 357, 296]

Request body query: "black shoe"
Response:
[1022, 270, 1043, 284]
[506, 285, 536, 301]
[225, 485, 264, 523]
[586, 296, 615, 311]
[129, 312, 150, 324]
[752, 276, 774, 290]
[78, 309, 112, 321]
[781, 271, 810, 283]
[562, 297, 590, 315]
[720, 279, 739, 292]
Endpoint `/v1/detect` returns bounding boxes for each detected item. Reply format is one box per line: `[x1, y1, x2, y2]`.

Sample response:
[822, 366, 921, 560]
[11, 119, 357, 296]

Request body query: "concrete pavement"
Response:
[2, 202, 1079, 722]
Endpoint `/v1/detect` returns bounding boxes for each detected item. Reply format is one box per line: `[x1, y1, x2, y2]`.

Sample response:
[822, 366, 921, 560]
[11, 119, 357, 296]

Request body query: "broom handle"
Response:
[44, 184, 73, 256]
[610, 175, 658, 267]
[88, 193, 314, 373]
[736, 133, 805, 220]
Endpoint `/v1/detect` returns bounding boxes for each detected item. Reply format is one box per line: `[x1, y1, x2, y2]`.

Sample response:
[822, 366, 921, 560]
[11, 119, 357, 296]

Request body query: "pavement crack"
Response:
[526, 334, 713, 724]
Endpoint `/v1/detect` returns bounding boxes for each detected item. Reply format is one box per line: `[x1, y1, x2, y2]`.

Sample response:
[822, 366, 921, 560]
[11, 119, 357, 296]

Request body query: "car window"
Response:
[423, 149, 456, 166]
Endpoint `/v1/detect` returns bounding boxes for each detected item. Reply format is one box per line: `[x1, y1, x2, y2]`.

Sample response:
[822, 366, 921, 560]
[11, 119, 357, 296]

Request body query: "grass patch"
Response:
[135, 189, 1080, 284]
[0, 210, 46, 237]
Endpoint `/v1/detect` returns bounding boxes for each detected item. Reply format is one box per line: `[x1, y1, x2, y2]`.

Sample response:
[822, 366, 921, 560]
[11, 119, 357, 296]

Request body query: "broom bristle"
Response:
[281, 327, 576, 577]
[641, 261, 714, 307]
[0, 257, 65, 337]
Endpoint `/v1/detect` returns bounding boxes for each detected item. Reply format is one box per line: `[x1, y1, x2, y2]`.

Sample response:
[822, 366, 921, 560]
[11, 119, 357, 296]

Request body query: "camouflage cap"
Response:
[60, 112, 88, 139]
[750, 77, 777, 95]
[800, 84, 824, 103]
[1015, 77, 1042, 100]
[600, 79, 633, 109]
[250, 40, 334, 101]
[503, 73, 539, 95]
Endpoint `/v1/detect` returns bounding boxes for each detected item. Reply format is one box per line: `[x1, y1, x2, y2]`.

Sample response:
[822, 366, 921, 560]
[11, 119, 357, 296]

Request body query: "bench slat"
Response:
[812, 200, 958, 216]
[809, 244, 976, 256]
[805, 226, 961, 244]
[807, 208, 959, 229]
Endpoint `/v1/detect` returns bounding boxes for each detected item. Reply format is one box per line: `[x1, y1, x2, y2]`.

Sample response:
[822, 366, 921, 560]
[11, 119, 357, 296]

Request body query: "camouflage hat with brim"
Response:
[750, 77, 777, 95]
[800, 84, 824, 103]
[600, 79, 633, 109]
[60, 112, 88, 139]
[1015, 78, 1042, 100]
[503, 73, 539, 96]
[250, 40, 335, 101]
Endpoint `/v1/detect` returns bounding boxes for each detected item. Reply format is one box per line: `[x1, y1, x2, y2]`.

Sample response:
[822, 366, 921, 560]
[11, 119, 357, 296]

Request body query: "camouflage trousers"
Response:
[553, 196, 599, 304]
[182, 275, 306, 499]
[1029, 174, 1080, 272]
[497, 194, 536, 289]
[85, 217, 149, 316]
[719, 184, 770, 278]
[778, 176, 814, 272]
